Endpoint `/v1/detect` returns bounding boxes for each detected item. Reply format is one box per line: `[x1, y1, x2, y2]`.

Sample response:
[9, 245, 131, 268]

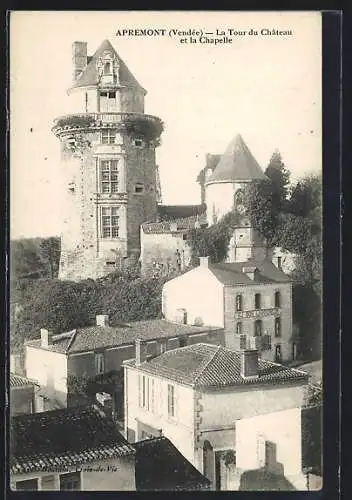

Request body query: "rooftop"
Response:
[10, 373, 37, 388]
[157, 204, 206, 221]
[70, 39, 146, 93]
[142, 214, 207, 234]
[125, 343, 308, 389]
[206, 134, 266, 185]
[10, 405, 134, 474]
[26, 319, 221, 354]
[208, 259, 291, 285]
[134, 437, 210, 490]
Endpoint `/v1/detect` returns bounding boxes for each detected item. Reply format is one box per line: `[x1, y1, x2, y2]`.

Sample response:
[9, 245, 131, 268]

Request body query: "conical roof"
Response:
[206, 134, 266, 185]
[70, 39, 146, 94]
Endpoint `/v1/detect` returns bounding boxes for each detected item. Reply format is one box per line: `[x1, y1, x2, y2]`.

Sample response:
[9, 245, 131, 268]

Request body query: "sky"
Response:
[10, 11, 322, 238]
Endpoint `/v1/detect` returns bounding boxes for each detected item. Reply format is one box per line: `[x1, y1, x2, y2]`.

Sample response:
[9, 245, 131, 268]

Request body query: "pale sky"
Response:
[10, 11, 322, 238]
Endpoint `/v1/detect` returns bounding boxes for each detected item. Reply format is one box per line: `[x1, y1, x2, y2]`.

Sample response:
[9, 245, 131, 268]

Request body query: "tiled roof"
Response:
[208, 259, 291, 285]
[142, 214, 207, 234]
[10, 405, 134, 474]
[134, 437, 210, 490]
[206, 134, 266, 185]
[71, 39, 146, 93]
[125, 343, 308, 388]
[25, 320, 222, 354]
[157, 204, 206, 220]
[10, 373, 37, 388]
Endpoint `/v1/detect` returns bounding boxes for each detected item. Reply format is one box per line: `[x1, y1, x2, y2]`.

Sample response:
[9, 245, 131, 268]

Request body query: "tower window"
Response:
[254, 320, 263, 337]
[275, 291, 281, 308]
[101, 207, 119, 238]
[275, 317, 281, 337]
[135, 183, 144, 194]
[133, 138, 144, 147]
[100, 160, 119, 193]
[255, 293, 261, 310]
[236, 322, 242, 335]
[101, 130, 117, 144]
[236, 294, 242, 312]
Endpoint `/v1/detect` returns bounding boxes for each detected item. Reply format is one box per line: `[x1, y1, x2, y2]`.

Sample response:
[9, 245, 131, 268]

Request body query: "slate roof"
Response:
[208, 259, 291, 286]
[157, 204, 206, 220]
[142, 214, 207, 234]
[134, 437, 210, 490]
[125, 343, 308, 388]
[25, 320, 221, 355]
[10, 405, 135, 474]
[70, 39, 146, 93]
[10, 373, 37, 388]
[206, 134, 266, 185]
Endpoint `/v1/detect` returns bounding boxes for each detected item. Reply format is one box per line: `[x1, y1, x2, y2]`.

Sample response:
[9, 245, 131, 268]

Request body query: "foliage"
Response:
[302, 384, 322, 475]
[123, 116, 164, 145]
[10, 271, 171, 349]
[55, 115, 95, 129]
[242, 179, 279, 246]
[187, 211, 241, 265]
[39, 237, 61, 279]
[265, 150, 291, 211]
[67, 373, 91, 396]
[288, 174, 322, 217]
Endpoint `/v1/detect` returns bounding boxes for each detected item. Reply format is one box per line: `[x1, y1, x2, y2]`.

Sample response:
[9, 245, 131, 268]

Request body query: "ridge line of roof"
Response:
[193, 344, 222, 384]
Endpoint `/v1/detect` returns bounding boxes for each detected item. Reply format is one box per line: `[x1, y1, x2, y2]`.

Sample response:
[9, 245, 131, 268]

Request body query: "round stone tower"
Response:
[52, 40, 163, 281]
[205, 134, 269, 263]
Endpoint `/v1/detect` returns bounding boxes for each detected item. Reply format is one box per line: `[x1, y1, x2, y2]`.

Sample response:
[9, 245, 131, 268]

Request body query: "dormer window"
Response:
[133, 138, 144, 148]
[104, 61, 112, 74]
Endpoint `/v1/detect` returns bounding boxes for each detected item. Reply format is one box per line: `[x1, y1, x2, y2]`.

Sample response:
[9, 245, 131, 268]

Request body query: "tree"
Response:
[242, 179, 279, 246]
[39, 237, 61, 279]
[288, 174, 322, 217]
[10, 239, 46, 280]
[187, 210, 241, 265]
[265, 150, 291, 211]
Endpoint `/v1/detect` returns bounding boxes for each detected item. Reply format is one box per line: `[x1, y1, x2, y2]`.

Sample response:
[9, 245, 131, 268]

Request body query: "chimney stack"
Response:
[72, 41, 87, 82]
[240, 350, 259, 379]
[136, 339, 148, 366]
[96, 315, 109, 327]
[41, 328, 53, 348]
[199, 256, 210, 268]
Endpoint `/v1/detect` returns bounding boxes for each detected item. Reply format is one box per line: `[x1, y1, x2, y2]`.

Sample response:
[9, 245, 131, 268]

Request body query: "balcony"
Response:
[52, 112, 163, 144]
[234, 334, 271, 351]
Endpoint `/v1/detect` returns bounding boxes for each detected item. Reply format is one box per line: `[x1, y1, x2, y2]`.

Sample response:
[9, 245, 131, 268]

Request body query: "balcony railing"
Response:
[53, 112, 162, 129]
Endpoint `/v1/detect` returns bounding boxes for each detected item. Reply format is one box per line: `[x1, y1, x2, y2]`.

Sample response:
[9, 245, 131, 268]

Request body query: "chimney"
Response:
[199, 256, 210, 267]
[240, 350, 259, 379]
[136, 339, 148, 366]
[72, 41, 87, 82]
[41, 328, 53, 348]
[96, 315, 109, 327]
[242, 265, 257, 280]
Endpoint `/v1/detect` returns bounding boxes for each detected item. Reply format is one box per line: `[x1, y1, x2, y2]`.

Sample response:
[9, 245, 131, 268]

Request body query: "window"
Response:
[167, 384, 175, 417]
[16, 478, 38, 491]
[101, 129, 117, 144]
[59, 472, 81, 491]
[95, 352, 105, 374]
[275, 291, 281, 308]
[255, 293, 261, 309]
[275, 317, 281, 337]
[179, 337, 187, 348]
[236, 322, 242, 335]
[101, 207, 119, 238]
[254, 320, 263, 337]
[236, 294, 242, 312]
[277, 256, 282, 269]
[104, 62, 112, 74]
[100, 159, 119, 194]
[133, 138, 143, 147]
[139, 375, 149, 409]
[41, 475, 55, 490]
[135, 183, 144, 194]
[275, 344, 282, 362]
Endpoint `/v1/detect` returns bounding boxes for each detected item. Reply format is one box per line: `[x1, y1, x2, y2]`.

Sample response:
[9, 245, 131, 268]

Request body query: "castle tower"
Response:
[52, 40, 163, 281]
[205, 134, 269, 262]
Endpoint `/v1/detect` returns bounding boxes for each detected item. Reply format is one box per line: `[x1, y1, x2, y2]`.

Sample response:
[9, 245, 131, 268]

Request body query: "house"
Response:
[134, 436, 210, 491]
[162, 256, 296, 362]
[124, 341, 309, 490]
[10, 373, 38, 416]
[140, 213, 207, 276]
[25, 315, 223, 411]
[10, 405, 136, 491]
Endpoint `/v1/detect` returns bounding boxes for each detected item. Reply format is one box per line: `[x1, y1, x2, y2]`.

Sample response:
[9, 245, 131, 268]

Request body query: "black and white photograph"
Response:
[9, 10, 323, 492]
